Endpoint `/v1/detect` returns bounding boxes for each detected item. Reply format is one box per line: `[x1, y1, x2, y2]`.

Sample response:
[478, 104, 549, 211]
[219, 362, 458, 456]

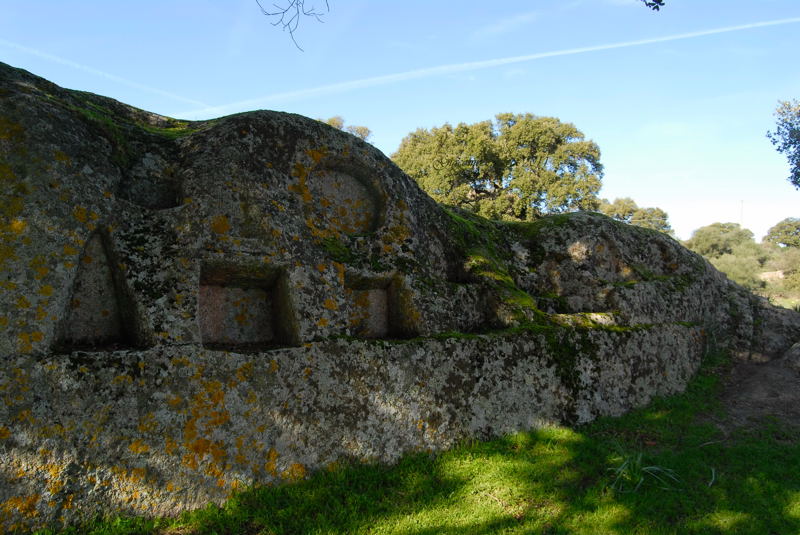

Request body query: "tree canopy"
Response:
[767, 99, 800, 190]
[597, 197, 672, 234]
[684, 222, 755, 259]
[391, 113, 603, 221]
[319, 116, 372, 141]
[764, 217, 800, 248]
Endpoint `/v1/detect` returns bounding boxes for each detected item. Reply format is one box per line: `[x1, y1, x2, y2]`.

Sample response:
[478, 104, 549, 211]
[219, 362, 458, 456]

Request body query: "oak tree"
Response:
[767, 99, 800, 190]
[764, 217, 800, 248]
[392, 113, 603, 220]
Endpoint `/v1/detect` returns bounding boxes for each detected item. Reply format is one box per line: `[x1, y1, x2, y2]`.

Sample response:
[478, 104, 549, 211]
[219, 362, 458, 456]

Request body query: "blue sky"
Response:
[2, 0, 798, 240]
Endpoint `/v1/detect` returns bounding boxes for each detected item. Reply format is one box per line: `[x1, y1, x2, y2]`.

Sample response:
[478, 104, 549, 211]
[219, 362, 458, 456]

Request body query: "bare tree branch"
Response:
[256, 0, 329, 51]
[641, 0, 666, 10]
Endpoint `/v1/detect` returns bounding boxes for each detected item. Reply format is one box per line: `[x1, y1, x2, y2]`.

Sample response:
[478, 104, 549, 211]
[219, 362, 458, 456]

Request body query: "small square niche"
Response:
[346, 275, 417, 339]
[199, 263, 298, 351]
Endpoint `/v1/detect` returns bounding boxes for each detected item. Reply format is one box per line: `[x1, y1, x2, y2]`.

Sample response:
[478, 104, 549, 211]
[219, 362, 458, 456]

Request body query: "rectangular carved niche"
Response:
[199, 262, 298, 351]
[346, 274, 417, 339]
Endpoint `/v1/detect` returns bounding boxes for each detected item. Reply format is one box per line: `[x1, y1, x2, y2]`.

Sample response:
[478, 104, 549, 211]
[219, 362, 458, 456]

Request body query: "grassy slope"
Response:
[38, 350, 800, 535]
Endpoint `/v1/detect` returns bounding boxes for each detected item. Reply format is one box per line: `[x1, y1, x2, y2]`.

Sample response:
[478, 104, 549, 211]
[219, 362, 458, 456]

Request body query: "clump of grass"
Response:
[607, 450, 681, 493]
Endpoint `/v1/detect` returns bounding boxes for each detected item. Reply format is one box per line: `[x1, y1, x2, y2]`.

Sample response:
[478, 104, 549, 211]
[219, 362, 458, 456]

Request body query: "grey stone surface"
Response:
[1, 61, 799, 531]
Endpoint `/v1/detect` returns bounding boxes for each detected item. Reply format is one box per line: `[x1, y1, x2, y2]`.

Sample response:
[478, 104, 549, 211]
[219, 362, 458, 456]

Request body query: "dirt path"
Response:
[709, 355, 800, 434]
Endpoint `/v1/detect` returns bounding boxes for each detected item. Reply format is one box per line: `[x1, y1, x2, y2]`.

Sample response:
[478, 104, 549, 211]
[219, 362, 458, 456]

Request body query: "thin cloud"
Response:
[472, 11, 540, 39]
[179, 16, 800, 119]
[0, 38, 209, 108]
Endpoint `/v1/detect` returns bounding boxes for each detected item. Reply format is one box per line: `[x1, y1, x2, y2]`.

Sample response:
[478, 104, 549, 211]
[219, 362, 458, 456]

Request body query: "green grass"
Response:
[37, 349, 800, 535]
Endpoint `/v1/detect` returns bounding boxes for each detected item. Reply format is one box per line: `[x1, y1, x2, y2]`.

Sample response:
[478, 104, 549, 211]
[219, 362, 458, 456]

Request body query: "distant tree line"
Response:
[685, 218, 800, 301]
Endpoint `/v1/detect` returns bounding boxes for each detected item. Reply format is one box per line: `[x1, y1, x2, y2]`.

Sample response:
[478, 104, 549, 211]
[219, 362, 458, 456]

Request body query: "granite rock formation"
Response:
[1, 62, 799, 531]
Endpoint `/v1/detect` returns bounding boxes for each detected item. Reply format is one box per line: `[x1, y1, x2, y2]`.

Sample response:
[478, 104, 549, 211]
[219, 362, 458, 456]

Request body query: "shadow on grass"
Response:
[41, 352, 800, 535]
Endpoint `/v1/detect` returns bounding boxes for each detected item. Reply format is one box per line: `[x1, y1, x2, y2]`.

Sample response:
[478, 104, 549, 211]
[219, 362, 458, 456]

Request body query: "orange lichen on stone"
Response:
[282, 463, 306, 481]
[265, 447, 279, 476]
[165, 437, 179, 455]
[211, 215, 231, 234]
[316, 318, 329, 327]
[17, 331, 43, 353]
[305, 148, 327, 163]
[235, 362, 254, 383]
[8, 218, 26, 234]
[0, 426, 10, 439]
[333, 262, 345, 285]
[137, 412, 157, 433]
[323, 298, 338, 310]
[72, 206, 89, 223]
[1, 493, 40, 519]
[288, 163, 312, 203]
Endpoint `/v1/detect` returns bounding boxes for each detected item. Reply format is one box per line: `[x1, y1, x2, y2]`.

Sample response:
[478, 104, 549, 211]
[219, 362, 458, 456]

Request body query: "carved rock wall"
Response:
[1, 62, 798, 531]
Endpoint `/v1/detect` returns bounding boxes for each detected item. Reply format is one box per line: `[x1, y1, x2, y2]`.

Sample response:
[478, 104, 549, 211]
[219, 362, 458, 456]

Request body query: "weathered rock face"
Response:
[0, 61, 798, 531]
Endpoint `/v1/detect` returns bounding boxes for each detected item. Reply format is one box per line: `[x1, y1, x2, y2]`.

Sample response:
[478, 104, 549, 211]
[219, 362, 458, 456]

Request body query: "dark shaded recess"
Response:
[199, 261, 300, 352]
[345, 273, 419, 339]
[54, 230, 151, 352]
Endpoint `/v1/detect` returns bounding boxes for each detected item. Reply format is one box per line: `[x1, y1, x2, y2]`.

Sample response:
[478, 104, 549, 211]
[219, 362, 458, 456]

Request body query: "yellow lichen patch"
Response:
[17, 332, 43, 353]
[1, 493, 40, 520]
[181, 452, 199, 470]
[0, 426, 10, 439]
[165, 437, 179, 455]
[8, 218, 26, 234]
[34, 265, 49, 279]
[53, 150, 71, 164]
[211, 215, 231, 234]
[306, 148, 327, 163]
[269, 359, 279, 373]
[112, 374, 133, 385]
[323, 298, 338, 311]
[38, 285, 54, 296]
[265, 447, 279, 476]
[15, 409, 34, 424]
[235, 362, 254, 383]
[316, 263, 327, 273]
[282, 462, 306, 481]
[63, 244, 78, 256]
[0, 316, 7, 328]
[288, 163, 312, 203]
[15, 296, 30, 309]
[316, 317, 329, 327]
[72, 205, 89, 223]
[333, 262, 346, 285]
[137, 412, 157, 433]
[303, 367, 312, 379]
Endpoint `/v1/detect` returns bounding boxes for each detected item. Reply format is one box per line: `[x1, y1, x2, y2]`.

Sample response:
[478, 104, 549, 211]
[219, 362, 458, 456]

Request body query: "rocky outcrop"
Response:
[1, 61, 798, 531]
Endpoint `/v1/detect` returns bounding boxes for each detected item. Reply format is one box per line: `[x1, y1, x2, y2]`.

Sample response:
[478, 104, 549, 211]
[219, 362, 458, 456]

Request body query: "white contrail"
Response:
[178, 16, 800, 119]
[0, 38, 209, 108]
